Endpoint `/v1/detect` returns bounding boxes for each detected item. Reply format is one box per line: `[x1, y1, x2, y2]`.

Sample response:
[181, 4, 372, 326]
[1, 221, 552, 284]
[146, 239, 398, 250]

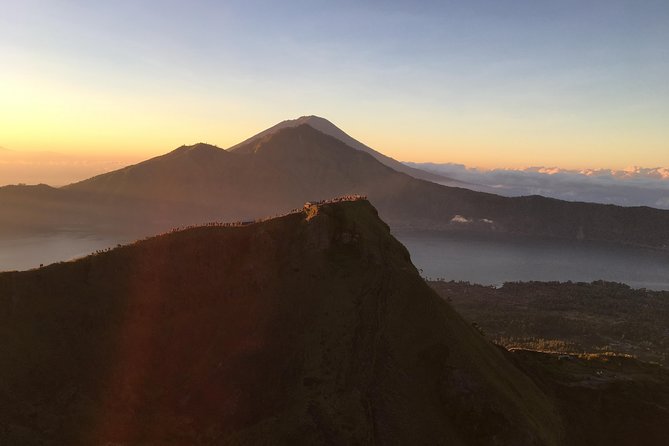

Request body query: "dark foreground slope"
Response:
[0, 200, 564, 445]
[512, 350, 669, 446]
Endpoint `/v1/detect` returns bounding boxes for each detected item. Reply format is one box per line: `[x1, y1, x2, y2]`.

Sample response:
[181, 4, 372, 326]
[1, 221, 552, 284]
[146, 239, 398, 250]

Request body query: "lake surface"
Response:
[394, 231, 669, 291]
[1, 232, 668, 291]
[0, 234, 128, 272]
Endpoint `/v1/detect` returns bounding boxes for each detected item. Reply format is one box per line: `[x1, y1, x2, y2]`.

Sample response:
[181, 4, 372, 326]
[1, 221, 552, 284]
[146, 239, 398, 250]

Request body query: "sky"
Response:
[1, 0, 668, 174]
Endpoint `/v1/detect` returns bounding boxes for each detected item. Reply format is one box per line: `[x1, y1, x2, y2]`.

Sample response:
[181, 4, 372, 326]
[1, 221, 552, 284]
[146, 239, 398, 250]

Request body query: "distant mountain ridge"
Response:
[1, 121, 669, 250]
[407, 161, 669, 209]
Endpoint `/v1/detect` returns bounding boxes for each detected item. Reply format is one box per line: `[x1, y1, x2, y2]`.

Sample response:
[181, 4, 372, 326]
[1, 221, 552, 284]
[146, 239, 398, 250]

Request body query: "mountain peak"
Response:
[228, 116, 457, 184]
[293, 115, 332, 124]
[165, 142, 228, 160]
[230, 123, 362, 157]
[175, 142, 223, 153]
[272, 115, 331, 126]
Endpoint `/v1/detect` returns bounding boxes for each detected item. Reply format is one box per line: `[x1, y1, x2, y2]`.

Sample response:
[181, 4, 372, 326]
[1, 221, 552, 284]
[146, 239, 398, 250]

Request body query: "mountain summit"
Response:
[230, 115, 460, 184]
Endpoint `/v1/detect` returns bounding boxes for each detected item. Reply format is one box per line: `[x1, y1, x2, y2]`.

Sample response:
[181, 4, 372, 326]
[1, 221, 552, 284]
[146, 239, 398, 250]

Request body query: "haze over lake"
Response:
[394, 231, 669, 291]
[3, 231, 668, 291]
[0, 234, 130, 272]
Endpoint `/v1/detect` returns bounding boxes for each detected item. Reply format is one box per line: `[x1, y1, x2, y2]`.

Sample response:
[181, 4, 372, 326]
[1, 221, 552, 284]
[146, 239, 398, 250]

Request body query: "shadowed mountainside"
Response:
[228, 115, 461, 185]
[2, 124, 669, 249]
[511, 350, 669, 446]
[0, 200, 564, 445]
[1, 200, 667, 444]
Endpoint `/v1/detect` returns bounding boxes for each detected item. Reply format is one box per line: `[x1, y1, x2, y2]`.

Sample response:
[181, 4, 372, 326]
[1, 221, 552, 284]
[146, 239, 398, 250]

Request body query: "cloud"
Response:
[0, 150, 141, 187]
[406, 162, 669, 210]
[451, 215, 471, 223]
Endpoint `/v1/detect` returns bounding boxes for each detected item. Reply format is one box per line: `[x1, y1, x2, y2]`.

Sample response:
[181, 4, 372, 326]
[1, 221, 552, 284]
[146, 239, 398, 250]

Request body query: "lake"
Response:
[394, 231, 669, 291]
[1, 232, 668, 291]
[0, 234, 129, 272]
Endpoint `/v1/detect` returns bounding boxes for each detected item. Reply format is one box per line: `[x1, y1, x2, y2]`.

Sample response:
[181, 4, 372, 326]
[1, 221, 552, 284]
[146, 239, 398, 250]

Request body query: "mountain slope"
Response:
[90, 125, 669, 247]
[3, 124, 669, 249]
[0, 199, 565, 445]
[512, 350, 669, 446]
[229, 115, 461, 184]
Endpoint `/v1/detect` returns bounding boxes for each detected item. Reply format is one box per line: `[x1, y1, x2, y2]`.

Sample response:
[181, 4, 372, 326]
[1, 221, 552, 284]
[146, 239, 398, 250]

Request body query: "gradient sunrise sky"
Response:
[1, 0, 668, 170]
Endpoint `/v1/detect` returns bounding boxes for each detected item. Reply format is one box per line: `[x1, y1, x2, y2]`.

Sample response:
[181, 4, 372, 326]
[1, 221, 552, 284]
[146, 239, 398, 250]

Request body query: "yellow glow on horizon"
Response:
[2, 71, 667, 172]
[0, 70, 253, 158]
[359, 117, 669, 171]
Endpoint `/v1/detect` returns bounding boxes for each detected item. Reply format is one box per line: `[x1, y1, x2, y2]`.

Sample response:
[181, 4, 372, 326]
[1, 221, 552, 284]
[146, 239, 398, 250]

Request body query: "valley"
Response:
[430, 280, 669, 366]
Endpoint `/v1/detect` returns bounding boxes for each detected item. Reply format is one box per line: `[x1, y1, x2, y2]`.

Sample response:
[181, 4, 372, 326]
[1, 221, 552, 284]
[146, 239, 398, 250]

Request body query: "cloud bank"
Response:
[406, 162, 669, 210]
[0, 150, 142, 187]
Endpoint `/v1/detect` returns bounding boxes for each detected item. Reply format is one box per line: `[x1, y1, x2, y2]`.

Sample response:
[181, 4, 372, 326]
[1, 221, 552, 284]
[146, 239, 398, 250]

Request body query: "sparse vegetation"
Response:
[429, 280, 669, 366]
[510, 349, 669, 446]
